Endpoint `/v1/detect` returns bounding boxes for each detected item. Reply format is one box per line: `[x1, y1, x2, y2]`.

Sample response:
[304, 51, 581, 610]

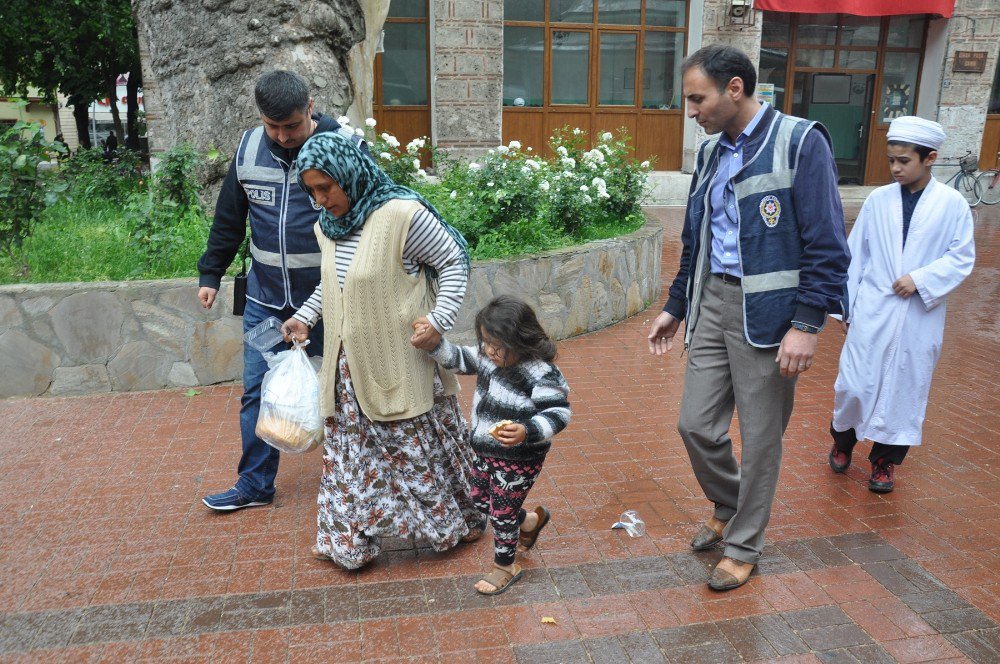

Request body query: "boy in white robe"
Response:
[827, 116, 975, 493]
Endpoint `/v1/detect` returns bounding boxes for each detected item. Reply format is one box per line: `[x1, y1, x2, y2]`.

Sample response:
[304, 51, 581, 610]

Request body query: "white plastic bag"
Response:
[255, 341, 323, 453]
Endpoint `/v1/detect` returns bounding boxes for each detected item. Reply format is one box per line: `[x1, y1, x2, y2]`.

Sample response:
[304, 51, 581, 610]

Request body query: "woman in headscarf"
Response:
[281, 131, 485, 569]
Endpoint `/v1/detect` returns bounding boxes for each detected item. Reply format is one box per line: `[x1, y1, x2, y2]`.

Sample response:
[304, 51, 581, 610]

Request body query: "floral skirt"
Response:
[315, 348, 486, 569]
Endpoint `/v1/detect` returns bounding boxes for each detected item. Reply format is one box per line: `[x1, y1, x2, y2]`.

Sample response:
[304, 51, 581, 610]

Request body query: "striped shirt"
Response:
[431, 338, 571, 462]
[293, 206, 467, 332]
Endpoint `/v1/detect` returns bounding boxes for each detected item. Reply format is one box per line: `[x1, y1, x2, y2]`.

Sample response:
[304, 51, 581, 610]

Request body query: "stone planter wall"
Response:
[0, 218, 661, 399]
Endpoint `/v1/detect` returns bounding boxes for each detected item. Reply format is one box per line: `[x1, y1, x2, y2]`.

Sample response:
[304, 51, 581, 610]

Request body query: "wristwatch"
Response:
[790, 321, 819, 334]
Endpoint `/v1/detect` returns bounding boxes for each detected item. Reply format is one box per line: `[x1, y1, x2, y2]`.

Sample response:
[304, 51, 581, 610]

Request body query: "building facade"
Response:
[373, 0, 1000, 184]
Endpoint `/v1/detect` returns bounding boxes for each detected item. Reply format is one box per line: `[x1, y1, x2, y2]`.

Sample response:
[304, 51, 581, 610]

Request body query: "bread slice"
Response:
[488, 420, 514, 439]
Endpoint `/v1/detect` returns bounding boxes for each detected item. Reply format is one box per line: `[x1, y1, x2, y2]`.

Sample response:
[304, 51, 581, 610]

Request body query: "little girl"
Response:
[412, 295, 571, 595]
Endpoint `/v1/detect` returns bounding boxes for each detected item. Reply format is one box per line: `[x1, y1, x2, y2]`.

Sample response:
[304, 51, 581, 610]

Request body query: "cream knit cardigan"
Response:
[313, 199, 460, 421]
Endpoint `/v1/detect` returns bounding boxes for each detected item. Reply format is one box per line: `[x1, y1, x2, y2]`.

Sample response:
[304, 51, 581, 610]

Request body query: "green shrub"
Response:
[57, 147, 145, 199]
[127, 144, 209, 268]
[0, 121, 68, 267]
[2, 124, 650, 284]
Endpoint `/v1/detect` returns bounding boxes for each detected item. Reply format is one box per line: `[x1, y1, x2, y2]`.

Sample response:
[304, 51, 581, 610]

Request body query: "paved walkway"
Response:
[1, 206, 998, 663]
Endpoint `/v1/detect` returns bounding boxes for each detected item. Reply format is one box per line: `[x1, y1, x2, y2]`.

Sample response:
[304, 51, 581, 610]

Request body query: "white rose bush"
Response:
[354, 121, 652, 259]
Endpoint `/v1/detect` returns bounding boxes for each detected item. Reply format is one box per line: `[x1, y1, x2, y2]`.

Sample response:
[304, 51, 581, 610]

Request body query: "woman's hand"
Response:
[281, 318, 310, 343]
[410, 316, 441, 351]
[495, 423, 527, 447]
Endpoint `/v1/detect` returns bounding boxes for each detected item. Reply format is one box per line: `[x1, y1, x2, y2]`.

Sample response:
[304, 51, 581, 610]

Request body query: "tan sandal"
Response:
[517, 506, 551, 551]
[311, 546, 332, 561]
[476, 564, 523, 596]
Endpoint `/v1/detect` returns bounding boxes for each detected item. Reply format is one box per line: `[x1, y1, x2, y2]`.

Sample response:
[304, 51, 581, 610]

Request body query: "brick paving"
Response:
[1, 205, 998, 663]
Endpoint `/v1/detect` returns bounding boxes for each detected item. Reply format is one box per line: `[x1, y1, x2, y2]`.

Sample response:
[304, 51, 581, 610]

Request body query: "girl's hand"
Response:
[495, 423, 527, 447]
[410, 316, 441, 351]
[892, 274, 917, 298]
[281, 318, 310, 343]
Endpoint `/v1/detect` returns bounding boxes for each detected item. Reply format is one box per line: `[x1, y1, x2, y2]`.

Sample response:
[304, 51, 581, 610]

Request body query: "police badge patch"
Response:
[759, 195, 780, 227]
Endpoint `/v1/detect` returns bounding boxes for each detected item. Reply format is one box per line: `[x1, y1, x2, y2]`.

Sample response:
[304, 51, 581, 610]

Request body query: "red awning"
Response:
[752, 0, 955, 18]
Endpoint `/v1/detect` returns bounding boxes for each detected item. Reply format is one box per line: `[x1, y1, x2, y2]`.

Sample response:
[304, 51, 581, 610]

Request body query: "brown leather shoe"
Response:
[690, 517, 727, 551]
[709, 557, 755, 591]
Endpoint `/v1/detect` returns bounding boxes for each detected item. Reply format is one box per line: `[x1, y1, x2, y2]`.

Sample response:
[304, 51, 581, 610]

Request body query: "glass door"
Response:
[760, 13, 928, 185]
[792, 72, 874, 184]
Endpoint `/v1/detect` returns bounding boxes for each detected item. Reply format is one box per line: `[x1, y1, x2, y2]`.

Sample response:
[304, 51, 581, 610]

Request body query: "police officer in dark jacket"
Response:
[647, 46, 849, 590]
[198, 70, 367, 511]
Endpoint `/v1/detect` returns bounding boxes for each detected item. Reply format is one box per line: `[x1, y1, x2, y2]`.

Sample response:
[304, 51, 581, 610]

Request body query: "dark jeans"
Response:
[235, 299, 324, 501]
[830, 424, 909, 465]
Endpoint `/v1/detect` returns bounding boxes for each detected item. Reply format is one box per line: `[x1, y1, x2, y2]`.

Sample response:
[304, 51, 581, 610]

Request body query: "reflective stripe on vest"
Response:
[250, 240, 322, 269]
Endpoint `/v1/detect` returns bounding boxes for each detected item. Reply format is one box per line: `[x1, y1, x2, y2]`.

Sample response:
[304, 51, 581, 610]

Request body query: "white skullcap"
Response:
[886, 116, 946, 151]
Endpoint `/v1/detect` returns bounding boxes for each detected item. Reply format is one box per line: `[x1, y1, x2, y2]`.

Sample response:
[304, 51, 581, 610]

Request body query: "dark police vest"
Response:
[234, 125, 361, 310]
[685, 113, 831, 348]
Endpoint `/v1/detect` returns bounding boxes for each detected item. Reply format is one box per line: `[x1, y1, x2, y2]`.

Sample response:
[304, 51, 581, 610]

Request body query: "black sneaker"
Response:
[202, 488, 273, 511]
[868, 459, 895, 493]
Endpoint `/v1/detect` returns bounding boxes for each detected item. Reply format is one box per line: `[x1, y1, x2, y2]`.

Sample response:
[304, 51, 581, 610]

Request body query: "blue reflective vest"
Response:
[235, 125, 362, 309]
[684, 113, 834, 347]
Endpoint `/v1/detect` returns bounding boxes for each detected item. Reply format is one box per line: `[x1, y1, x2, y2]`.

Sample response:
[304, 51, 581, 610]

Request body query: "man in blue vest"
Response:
[647, 45, 849, 590]
[197, 70, 366, 511]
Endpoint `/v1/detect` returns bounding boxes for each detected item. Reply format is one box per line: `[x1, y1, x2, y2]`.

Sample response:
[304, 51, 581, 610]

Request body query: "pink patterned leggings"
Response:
[469, 454, 545, 566]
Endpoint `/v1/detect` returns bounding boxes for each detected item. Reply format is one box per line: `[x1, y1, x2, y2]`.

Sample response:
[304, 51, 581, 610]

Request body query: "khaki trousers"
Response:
[678, 274, 797, 564]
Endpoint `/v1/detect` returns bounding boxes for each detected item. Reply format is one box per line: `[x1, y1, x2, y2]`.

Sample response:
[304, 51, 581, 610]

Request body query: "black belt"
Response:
[713, 272, 741, 285]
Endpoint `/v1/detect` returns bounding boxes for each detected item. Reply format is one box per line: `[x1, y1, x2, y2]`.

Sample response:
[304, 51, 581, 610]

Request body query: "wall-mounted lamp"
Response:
[727, 0, 756, 26]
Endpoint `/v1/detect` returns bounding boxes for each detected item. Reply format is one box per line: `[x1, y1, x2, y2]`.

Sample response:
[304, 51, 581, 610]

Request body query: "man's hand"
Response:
[198, 287, 218, 309]
[892, 274, 917, 298]
[281, 318, 310, 343]
[647, 311, 681, 355]
[494, 422, 527, 447]
[410, 316, 442, 351]
[776, 327, 818, 377]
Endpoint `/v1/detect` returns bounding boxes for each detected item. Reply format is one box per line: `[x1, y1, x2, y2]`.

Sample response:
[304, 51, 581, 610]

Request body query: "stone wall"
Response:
[684, 0, 764, 172]
[432, 0, 503, 161]
[0, 219, 661, 399]
[935, 1, 1000, 165]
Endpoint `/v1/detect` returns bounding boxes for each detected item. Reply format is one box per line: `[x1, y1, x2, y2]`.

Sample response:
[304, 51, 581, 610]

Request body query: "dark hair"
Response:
[887, 140, 935, 162]
[682, 44, 757, 97]
[254, 70, 310, 121]
[475, 295, 556, 364]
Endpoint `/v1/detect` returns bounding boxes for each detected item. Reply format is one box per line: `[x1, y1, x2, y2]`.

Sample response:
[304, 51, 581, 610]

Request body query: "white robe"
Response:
[832, 177, 975, 446]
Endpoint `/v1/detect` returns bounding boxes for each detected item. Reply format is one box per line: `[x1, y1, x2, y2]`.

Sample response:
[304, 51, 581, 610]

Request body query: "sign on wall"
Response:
[953, 51, 988, 74]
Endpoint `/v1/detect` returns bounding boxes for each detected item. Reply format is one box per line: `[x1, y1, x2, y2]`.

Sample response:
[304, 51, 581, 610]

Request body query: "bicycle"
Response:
[976, 151, 1000, 205]
[941, 150, 982, 207]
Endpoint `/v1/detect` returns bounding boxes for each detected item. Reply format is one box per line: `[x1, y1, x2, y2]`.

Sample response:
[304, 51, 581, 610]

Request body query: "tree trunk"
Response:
[131, 0, 367, 190]
[107, 74, 125, 144]
[126, 70, 141, 151]
[72, 103, 91, 150]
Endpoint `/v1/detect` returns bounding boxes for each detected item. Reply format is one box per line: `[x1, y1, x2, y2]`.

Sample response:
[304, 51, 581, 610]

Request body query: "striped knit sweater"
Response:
[292, 206, 466, 333]
[430, 339, 571, 461]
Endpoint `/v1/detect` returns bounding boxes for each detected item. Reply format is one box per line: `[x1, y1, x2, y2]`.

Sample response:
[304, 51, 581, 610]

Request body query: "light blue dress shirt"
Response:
[709, 103, 769, 277]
